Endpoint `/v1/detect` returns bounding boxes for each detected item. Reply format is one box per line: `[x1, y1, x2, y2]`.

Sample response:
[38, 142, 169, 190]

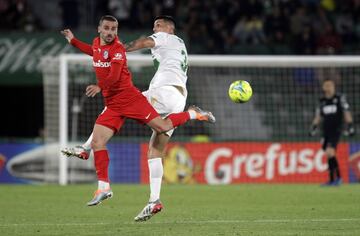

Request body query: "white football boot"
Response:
[134, 200, 163, 222]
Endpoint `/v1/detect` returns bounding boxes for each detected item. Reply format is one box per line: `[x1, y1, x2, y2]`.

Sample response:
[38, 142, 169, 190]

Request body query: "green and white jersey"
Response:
[149, 32, 188, 89]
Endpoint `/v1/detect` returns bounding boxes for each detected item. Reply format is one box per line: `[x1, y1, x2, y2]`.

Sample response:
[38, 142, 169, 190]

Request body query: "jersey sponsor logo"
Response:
[113, 53, 123, 60]
[322, 105, 337, 114]
[93, 60, 111, 68]
[103, 50, 109, 59]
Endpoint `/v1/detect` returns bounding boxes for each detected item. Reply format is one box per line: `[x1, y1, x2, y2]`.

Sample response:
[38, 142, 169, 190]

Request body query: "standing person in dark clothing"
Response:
[310, 79, 355, 185]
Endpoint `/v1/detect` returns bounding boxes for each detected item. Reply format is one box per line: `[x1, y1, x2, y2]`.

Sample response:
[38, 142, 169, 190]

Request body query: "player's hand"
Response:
[344, 123, 355, 137]
[86, 85, 101, 97]
[60, 29, 74, 43]
[309, 124, 318, 137]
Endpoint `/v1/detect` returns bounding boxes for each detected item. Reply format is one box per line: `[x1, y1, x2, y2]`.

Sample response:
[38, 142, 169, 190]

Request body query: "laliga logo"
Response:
[205, 143, 327, 184]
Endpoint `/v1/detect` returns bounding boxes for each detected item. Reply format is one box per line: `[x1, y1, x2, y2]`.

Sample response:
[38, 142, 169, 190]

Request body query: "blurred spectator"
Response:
[0, 0, 39, 31]
[265, 6, 288, 41]
[3, 0, 360, 55]
[154, 0, 177, 17]
[290, 6, 310, 36]
[108, 0, 132, 28]
[335, 11, 354, 44]
[320, 0, 336, 12]
[293, 25, 316, 54]
[233, 16, 266, 44]
[316, 24, 342, 54]
[0, 0, 11, 29]
[311, 6, 329, 36]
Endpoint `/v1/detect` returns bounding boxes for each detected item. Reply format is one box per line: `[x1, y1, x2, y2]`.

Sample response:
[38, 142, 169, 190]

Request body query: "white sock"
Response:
[82, 133, 93, 150]
[148, 158, 163, 202]
[98, 180, 110, 190]
[188, 110, 197, 119]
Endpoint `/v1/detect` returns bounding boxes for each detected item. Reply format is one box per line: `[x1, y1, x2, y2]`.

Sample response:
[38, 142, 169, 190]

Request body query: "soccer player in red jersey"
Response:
[60, 15, 215, 206]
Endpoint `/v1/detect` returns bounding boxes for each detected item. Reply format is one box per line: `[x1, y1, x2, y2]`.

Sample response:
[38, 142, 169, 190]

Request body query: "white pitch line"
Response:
[0, 218, 359, 227]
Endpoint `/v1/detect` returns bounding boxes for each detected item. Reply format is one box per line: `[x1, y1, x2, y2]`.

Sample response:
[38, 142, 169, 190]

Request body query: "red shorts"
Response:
[95, 95, 159, 133]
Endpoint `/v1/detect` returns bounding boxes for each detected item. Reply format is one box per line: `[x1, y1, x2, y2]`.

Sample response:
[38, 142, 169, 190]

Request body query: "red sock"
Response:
[167, 112, 190, 127]
[94, 150, 110, 182]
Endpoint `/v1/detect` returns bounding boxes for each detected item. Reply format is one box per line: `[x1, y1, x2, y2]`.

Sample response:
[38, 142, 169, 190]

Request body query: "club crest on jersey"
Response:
[103, 50, 109, 59]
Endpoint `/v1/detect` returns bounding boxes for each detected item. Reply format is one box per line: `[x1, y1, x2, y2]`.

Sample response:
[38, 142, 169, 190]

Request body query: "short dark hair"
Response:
[322, 78, 335, 84]
[99, 15, 118, 25]
[154, 15, 176, 28]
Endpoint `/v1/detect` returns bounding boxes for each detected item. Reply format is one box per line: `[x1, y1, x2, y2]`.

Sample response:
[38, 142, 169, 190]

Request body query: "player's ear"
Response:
[97, 26, 101, 33]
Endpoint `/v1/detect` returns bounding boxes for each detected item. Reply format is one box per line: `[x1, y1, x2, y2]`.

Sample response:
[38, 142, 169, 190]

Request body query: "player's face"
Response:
[153, 19, 171, 33]
[322, 81, 336, 98]
[98, 20, 118, 44]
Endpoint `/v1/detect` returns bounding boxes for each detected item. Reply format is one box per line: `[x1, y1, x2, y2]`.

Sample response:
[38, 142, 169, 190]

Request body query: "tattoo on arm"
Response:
[125, 37, 155, 52]
[125, 41, 137, 52]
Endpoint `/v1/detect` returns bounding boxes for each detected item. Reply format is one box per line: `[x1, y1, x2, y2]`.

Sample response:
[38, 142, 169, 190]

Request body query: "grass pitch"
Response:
[1, 184, 360, 236]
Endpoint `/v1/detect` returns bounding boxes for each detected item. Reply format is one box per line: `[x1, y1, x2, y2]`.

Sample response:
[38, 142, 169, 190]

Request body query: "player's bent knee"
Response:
[149, 122, 170, 134]
[91, 139, 106, 150]
[148, 117, 173, 133]
[154, 126, 167, 134]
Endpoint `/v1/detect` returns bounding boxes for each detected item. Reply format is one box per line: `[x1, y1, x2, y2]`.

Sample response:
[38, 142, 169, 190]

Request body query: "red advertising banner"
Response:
[140, 142, 349, 184]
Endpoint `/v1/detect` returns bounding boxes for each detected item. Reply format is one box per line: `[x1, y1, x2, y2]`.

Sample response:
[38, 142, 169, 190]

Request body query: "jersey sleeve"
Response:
[97, 45, 125, 90]
[149, 32, 168, 47]
[70, 38, 93, 56]
[340, 94, 350, 111]
[315, 99, 321, 116]
[97, 62, 123, 90]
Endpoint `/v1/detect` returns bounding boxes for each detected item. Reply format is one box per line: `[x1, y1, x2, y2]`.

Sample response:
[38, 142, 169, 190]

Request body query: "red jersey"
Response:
[70, 36, 142, 110]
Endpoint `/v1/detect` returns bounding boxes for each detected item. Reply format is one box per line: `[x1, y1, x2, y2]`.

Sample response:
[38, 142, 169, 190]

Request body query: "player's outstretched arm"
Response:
[344, 111, 355, 136]
[60, 29, 74, 42]
[97, 60, 123, 90]
[125, 37, 155, 52]
[60, 29, 93, 56]
[309, 113, 321, 136]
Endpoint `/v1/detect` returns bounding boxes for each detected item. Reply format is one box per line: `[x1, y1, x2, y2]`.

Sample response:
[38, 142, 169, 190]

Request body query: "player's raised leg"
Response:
[134, 131, 168, 221]
[87, 124, 114, 206]
[62, 105, 215, 160]
[147, 105, 216, 134]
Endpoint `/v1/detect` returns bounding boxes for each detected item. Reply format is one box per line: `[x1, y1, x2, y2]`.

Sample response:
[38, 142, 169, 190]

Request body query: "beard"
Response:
[102, 34, 114, 44]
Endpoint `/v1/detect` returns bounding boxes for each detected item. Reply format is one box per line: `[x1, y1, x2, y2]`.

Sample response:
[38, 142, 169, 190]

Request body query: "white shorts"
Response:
[142, 85, 187, 136]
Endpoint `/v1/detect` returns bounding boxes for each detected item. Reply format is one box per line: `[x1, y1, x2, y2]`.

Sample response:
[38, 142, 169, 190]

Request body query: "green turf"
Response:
[1, 184, 360, 236]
